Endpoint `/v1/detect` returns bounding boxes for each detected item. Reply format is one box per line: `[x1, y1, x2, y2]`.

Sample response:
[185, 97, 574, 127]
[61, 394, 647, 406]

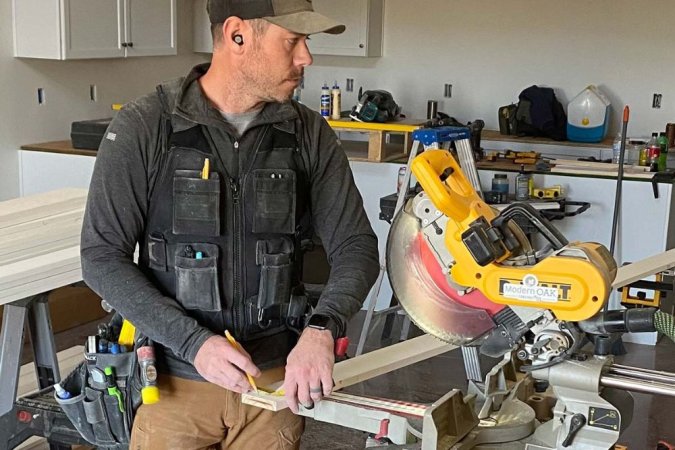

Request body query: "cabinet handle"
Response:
[359, 44, 365, 48]
[121, 42, 128, 47]
[127, 42, 134, 48]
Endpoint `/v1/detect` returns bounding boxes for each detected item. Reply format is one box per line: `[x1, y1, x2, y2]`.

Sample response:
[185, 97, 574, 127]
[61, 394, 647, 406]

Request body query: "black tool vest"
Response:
[137, 90, 313, 352]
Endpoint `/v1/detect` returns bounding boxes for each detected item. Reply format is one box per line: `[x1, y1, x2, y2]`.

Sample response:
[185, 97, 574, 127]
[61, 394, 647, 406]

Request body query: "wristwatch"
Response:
[306, 314, 340, 340]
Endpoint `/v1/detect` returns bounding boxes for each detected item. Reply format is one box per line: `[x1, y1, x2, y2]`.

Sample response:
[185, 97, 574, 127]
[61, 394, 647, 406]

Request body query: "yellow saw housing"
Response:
[411, 150, 617, 322]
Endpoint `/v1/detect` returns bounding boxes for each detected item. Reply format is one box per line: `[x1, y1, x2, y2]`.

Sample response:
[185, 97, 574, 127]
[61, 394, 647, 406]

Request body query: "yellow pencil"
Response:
[201, 158, 210, 180]
[224, 330, 258, 393]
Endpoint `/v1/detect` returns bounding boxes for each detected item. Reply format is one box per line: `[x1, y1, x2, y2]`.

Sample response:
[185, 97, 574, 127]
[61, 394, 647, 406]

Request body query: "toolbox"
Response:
[70, 118, 112, 150]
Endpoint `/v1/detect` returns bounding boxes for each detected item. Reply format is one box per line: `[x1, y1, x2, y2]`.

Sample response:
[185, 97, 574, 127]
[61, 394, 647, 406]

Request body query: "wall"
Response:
[0, 1, 207, 201]
[303, 0, 675, 138]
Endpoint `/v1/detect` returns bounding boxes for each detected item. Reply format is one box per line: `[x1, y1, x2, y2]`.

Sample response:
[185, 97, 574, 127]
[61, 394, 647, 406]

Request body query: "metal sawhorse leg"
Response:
[0, 293, 85, 450]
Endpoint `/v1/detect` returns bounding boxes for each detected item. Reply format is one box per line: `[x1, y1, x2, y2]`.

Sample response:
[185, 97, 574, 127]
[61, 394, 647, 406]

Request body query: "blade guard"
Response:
[410, 150, 614, 322]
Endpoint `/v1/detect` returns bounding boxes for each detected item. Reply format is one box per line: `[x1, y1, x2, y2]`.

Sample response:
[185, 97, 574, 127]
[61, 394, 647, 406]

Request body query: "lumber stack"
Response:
[0, 189, 87, 306]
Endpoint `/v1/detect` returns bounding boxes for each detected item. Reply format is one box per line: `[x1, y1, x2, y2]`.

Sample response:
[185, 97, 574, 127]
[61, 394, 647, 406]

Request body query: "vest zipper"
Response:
[230, 175, 242, 334]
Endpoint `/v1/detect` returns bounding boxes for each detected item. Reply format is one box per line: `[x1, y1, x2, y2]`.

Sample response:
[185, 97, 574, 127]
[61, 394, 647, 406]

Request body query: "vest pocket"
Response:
[252, 169, 296, 234]
[173, 170, 220, 236]
[174, 243, 221, 311]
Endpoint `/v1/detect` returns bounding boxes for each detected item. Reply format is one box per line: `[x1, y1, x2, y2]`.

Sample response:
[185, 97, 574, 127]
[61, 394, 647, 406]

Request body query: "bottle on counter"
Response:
[330, 81, 342, 120]
[320, 82, 331, 118]
[658, 132, 668, 171]
[612, 132, 623, 164]
[492, 174, 510, 195]
[647, 132, 660, 172]
[515, 165, 531, 201]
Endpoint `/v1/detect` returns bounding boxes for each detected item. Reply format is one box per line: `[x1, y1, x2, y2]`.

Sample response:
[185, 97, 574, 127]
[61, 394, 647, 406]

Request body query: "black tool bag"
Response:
[511, 85, 567, 141]
[55, 317, 144, 449]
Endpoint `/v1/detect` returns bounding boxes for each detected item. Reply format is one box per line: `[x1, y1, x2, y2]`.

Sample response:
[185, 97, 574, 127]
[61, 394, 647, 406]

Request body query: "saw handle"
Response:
[411, 150, 495, 223]
[492, 202, 569, 250]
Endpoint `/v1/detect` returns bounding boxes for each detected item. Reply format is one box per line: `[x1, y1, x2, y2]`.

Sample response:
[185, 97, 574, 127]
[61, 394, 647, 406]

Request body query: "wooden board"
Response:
[482, 130, 613, 149]
[613, 248, 675, 289]
[0, 189, 87, 230]
[241, 334, 456, 411]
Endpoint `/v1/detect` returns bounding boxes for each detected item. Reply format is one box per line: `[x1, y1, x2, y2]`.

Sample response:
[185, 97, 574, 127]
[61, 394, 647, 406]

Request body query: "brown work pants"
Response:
[129, 369, 304, 449]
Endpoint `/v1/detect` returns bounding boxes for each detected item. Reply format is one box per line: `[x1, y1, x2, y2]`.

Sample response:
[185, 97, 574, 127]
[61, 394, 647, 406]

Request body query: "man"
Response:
[80, 0, 379, 448]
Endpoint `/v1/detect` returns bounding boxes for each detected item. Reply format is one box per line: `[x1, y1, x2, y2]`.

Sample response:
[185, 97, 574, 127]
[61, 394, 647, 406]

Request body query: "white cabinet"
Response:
[19, 151, 96, 197]
[192, 0, 384, 57]
[13, 0, 177, 60]
[309, 0, 383, 57]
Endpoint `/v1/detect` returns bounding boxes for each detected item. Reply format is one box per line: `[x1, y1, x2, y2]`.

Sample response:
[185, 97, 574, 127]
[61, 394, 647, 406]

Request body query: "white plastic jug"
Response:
[567, 85, 611, 143]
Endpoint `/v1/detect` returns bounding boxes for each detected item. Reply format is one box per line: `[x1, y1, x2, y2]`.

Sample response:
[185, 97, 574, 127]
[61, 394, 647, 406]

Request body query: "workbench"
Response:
[0, 189, 89, 449]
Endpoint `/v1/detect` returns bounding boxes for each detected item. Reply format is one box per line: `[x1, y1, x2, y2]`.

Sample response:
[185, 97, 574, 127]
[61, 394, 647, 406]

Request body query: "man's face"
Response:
[241, 23, 313, 103]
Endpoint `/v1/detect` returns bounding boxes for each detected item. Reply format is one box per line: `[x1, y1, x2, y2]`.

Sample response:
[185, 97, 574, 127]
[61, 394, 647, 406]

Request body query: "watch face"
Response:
[308, 314, 331, 329]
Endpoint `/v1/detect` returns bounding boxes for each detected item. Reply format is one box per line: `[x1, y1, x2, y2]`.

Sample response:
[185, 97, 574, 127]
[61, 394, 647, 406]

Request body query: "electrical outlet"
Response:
[37, 88, 45, 105]
[346, 78, 355, 92]
[444, 84, 453, 98]
[90, 84, 98, 102]
[653, 93, 662, 109]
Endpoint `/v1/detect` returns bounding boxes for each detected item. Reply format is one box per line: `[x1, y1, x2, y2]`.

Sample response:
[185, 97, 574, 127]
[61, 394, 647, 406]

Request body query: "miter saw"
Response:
[384, 127, 675, 449]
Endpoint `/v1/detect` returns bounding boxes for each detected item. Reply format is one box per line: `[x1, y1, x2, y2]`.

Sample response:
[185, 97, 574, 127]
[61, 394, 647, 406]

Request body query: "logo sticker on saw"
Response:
[499, 275, 567, 303]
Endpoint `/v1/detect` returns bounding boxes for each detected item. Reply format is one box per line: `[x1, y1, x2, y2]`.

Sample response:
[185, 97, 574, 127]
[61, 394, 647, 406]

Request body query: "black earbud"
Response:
[233, 35, 244, 46]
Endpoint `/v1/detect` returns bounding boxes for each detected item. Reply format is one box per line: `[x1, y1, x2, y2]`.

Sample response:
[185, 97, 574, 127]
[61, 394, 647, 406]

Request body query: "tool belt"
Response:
[55, 316, 143, 448]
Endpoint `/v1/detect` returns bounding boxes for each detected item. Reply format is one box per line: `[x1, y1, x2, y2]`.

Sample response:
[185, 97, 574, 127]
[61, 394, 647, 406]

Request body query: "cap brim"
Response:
[264, 11, 345, 35]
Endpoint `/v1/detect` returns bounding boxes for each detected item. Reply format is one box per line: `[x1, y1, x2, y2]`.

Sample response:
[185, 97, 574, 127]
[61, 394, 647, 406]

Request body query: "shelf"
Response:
[482, 130, 613, 149]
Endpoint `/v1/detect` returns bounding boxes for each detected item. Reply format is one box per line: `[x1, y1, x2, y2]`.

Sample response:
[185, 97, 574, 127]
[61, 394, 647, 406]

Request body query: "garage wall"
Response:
[303, 0, 675, 138]
[0, 1, 207, 201]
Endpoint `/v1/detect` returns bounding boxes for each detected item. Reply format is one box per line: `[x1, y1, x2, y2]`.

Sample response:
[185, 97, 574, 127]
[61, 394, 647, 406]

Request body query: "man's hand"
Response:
[283, 327, 335, 414]
[194, 335, 261, 394]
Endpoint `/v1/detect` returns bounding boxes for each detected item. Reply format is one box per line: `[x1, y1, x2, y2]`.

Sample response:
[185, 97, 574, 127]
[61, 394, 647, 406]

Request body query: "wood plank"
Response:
[368, 130, 384, 161]
[241, 334, 456, 411]
[0, 268, 83, 306]
[0, 189, 87, 230]
[482, 129, 613, 149]
[0, 247, 81, 286]
[331, 333, 454, 390]
[613, 248, 675, 289]
[0, 218, 83, 257]
[0, 209, 84, 238]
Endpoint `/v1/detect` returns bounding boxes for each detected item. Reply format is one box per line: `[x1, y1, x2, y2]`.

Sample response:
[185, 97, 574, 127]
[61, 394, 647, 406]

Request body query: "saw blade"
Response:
[386, 201, 496, 345]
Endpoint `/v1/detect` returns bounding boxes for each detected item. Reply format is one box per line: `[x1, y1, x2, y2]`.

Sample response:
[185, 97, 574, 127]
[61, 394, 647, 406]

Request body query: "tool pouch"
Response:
[243, 238, 308, 338]
[55, 318, 143, 448]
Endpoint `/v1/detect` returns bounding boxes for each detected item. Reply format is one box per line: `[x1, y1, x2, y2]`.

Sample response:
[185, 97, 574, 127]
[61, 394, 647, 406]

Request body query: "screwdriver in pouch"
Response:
[104, 366, 125, 413]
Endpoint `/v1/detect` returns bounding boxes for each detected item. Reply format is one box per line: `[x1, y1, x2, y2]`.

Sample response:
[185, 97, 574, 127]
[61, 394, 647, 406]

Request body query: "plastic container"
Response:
[491, 174, 509, 195]
[647, 132, 660, 171]
[658, 132, 668, 171]
[567, 85, 611, 143]
[320, 82, 331, 118]
[331, 82, 341, 120]
[515, 165, 531, 201]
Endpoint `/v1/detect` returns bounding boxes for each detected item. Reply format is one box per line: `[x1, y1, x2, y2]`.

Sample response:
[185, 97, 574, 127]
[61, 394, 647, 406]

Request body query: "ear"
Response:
[222, 16, 247, 53]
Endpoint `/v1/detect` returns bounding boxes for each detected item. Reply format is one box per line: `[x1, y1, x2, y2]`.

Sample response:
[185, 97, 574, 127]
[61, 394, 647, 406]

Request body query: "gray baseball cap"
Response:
[207, 0, 346, 35]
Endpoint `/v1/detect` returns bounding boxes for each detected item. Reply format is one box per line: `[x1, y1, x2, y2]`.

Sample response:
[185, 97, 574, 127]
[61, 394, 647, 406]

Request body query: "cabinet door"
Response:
[125, 0, 177, 57]
[62, 0, 125, 59]
[308, 0, 383, 57]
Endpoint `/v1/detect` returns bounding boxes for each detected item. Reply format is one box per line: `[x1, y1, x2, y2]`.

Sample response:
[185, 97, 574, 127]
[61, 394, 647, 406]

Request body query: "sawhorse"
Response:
[0, 293, 86, 449]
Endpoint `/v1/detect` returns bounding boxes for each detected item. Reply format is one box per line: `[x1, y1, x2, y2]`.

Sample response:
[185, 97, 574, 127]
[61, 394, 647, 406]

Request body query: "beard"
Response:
[241, 48, 303, 103]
